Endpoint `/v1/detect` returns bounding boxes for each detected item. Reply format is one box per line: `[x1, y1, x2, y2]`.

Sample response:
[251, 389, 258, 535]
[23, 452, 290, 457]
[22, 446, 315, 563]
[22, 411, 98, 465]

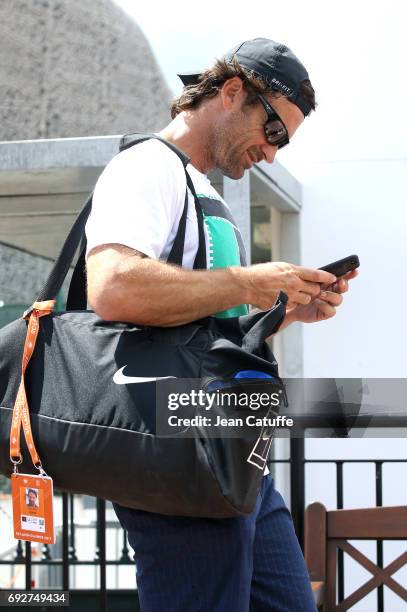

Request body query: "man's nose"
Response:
[261, 143, 278, 164]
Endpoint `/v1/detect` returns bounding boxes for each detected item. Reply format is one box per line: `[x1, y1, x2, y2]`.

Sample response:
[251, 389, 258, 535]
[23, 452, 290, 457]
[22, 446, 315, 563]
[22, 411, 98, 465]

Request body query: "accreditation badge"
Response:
[11, 473, 55, 544]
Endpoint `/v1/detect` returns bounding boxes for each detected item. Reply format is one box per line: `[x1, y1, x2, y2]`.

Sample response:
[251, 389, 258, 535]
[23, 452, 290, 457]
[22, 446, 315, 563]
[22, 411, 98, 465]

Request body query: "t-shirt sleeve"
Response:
[85, 140, 186, 259]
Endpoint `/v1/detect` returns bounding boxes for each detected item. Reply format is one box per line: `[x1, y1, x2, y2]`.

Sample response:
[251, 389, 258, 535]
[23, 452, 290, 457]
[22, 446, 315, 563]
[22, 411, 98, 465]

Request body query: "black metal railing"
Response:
[0, 492, 138, 611]
[1, 440, 406, 611]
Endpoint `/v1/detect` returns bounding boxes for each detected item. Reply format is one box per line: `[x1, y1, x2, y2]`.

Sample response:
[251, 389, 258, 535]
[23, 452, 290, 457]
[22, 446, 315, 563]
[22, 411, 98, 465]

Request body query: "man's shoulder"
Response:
[93, 136, 187, 196]
[113, 137, 186, 175]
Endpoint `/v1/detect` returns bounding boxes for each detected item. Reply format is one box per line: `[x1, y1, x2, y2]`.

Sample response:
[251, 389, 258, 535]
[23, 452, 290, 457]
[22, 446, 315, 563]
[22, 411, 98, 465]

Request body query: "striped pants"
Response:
[113, 475, 316, 612]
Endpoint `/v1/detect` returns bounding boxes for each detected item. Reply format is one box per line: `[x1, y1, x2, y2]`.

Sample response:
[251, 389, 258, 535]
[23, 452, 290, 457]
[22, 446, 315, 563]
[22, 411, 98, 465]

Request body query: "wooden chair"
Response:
[304, 502, 407, 610]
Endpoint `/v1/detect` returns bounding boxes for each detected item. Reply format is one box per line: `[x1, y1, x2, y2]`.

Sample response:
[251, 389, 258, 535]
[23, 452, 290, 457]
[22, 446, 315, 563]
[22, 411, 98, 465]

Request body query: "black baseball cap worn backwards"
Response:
[178, 37, 313, 117]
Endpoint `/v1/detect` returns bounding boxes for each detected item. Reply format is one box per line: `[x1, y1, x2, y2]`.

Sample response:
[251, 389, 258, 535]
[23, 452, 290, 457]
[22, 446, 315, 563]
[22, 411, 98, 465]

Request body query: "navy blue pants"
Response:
[113, 475, 316, 612]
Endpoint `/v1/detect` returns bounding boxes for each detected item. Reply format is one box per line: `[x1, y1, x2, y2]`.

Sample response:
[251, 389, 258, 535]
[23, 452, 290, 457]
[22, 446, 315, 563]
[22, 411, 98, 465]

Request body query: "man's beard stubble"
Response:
[207, 111, 247, 180]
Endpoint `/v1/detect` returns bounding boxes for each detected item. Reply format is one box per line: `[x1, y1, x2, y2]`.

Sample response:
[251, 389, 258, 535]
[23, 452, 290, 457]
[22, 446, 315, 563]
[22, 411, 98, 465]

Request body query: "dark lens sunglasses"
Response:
[257, 93, 290, 149]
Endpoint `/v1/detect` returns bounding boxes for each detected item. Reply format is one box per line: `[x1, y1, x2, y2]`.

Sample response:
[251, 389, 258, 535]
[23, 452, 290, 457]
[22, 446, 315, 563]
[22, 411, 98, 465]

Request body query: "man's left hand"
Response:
[286, 269, 358, 324]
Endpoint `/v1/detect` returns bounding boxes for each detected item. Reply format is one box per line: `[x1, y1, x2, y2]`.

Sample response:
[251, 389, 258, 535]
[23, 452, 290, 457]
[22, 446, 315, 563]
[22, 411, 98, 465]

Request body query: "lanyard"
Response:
[10, 300, 55, 474]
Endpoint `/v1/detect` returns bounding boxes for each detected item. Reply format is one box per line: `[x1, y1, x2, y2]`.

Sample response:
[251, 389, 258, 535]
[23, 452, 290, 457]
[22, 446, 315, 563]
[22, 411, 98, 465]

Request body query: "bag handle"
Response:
[36, 194, 93, 304]
[186, 171, 207, 270]
[241, 292, 288, 353]
[33, 133, 206, 309]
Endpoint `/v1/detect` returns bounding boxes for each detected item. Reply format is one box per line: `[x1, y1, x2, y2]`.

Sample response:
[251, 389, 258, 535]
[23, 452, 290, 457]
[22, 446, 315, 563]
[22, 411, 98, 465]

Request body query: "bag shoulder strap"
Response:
[117, 132, 206, 270]
[119, 132, 190, 167]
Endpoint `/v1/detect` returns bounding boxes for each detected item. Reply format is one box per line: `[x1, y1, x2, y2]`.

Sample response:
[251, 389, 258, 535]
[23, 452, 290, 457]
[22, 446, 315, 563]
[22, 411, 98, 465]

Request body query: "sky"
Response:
[113, 0, 407, 180]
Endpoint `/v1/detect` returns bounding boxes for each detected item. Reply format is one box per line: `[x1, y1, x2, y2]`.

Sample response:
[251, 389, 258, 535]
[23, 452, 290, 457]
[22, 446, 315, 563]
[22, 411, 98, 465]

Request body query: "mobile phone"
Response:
[319, 254, 360, 277]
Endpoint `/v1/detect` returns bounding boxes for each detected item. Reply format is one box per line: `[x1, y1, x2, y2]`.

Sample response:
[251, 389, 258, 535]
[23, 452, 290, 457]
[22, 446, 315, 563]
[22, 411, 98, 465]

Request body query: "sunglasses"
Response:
[257, 93, 290, 149]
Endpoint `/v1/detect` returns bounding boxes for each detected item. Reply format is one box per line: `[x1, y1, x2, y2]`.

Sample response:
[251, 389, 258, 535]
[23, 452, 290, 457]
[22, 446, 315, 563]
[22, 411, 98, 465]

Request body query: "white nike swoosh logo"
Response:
[113, 366, 176, 385]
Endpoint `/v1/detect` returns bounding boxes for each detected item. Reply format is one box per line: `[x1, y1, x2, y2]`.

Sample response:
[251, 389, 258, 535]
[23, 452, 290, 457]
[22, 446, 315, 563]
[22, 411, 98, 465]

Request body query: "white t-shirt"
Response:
[85, 138, 248, 318]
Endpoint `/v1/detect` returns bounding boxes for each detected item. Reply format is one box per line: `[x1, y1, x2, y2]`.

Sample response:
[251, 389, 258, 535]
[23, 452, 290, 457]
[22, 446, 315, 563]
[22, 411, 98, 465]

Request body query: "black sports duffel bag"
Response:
[0, 134, 287, 518]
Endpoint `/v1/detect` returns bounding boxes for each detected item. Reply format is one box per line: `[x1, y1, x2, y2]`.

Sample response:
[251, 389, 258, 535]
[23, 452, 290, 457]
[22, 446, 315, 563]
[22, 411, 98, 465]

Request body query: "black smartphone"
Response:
[319, 254, 360, 277]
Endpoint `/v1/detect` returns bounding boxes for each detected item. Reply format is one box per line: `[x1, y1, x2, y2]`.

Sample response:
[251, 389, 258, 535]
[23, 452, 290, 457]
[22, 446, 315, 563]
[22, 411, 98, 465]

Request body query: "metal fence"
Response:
[0, 490, 138, 611]
[285, 438, 407, 612]
[1, 440, 405, 611]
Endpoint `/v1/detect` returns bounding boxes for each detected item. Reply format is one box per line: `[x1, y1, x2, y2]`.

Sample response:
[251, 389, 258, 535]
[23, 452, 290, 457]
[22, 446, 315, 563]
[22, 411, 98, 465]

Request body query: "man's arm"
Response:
[86, 244, 336, 326]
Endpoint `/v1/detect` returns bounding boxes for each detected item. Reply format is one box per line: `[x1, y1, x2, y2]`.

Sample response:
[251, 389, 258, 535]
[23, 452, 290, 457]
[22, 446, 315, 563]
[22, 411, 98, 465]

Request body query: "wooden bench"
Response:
[304, 502, 407, 610]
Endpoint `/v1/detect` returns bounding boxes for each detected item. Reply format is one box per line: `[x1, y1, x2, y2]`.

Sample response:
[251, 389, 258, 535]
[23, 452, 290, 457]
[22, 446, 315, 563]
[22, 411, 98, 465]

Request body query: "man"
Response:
[85, 38, 357, 611]
[26, 488, 38, 508]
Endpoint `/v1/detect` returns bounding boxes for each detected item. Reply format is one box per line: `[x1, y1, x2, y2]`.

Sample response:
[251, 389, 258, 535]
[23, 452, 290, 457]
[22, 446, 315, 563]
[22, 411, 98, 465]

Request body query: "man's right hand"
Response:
[240, 262, 337, 310]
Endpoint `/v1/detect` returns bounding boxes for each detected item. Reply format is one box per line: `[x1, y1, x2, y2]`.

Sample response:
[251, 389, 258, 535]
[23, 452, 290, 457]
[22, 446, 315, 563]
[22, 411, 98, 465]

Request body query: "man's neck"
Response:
[159, 110, 214, 174]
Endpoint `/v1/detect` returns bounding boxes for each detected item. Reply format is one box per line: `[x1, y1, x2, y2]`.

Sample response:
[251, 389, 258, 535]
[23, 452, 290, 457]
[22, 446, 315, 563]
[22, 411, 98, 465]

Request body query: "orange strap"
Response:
[10, 300, 56, 470]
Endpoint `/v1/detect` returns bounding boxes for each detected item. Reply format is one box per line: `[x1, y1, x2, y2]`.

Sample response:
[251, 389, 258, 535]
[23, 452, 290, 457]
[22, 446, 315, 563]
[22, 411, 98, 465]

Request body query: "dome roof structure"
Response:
[1, 0, 172, 140]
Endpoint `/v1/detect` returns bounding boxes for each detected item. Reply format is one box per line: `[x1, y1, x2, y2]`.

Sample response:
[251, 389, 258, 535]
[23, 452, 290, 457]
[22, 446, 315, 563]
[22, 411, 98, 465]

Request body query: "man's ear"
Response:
[219, 77, 245, 110]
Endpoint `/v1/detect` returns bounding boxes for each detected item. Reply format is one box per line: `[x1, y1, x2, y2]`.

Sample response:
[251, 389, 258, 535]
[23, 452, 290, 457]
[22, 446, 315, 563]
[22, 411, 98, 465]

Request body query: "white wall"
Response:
[300, 159, 406, 378]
